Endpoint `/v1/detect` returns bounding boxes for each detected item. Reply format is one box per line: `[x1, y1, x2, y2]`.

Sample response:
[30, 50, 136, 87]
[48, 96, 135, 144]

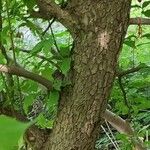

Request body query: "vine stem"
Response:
[5, 0, 22, 99]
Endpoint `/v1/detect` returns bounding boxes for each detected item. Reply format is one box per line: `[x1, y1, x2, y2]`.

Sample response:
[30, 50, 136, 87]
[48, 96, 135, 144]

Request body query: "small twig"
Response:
[118, 76, 131, 113]
[0, 0, 15, 103]
[117, 76, 132, 119]
[145, 130, 148, 148]
[18, 48, 60, 69]
[0, 1, 10, 63]
[42, 18, 56, 36]
[6, 0, 16, 64]
[130, 18, 150, 25]
[6, 0, 23, 102]
[50, 26, 60, 53]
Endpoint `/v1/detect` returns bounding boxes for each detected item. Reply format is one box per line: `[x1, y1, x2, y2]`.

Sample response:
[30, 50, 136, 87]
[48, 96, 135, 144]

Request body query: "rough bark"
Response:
[43, 1, 131, 150]
[24, 125, 51, 150]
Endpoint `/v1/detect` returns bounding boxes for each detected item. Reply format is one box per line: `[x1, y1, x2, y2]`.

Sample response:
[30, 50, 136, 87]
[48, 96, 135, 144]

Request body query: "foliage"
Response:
[0, 115, 29, 150]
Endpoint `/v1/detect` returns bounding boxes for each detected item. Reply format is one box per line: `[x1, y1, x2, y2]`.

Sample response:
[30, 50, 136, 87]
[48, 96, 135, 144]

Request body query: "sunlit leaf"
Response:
[31, 38, 53, 55]
[23, 0, 36, 11]
[53, 79, 62, 91]
[47, 90, 59, 107]
[142, 9, 150, 17]
[0, 116, 29, 150]
[60, 58, 71, 75]
[124, 40, 136, 48]
[141, 33, 150, 39]
[23, 95, 35, 114]
[142, 1, 150, 8]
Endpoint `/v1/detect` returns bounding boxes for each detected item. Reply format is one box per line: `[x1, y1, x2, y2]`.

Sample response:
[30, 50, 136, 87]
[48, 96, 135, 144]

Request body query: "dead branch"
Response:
[130, 18, 150, 25]
[103, 109, 146, 150]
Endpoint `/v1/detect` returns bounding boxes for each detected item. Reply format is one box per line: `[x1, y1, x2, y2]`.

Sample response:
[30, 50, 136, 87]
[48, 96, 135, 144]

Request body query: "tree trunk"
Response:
[44, 1, 131, 150]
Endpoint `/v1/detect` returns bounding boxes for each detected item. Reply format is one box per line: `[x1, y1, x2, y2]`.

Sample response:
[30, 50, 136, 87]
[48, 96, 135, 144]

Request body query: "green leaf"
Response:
[60, 58, 71, 75]
[0, 53, 6, 64]
[116, 134, 132, 150]
[36, 114, 46, 127]
[131, 5, 141, 9]
[138, 100, 150, 110]
[24, 20, 42, 36]
[23, 0, 36, 11]
[41, 66, 53, 80]
[124, 40, 135, 48]
[142, 1, 150, 8]
[23, 95, 35, 114]
[141, 33, 150, 39]
[47, 90, 59, 107]
[116, 101, 129, 115]
[53, 79, 62, 91]
[31, 38, 53, 55]
[60, 46, 70, 57]
[43, 37, 54, 52]
[21, 80, 38, 93]
[0, 115, 29, 150]
[31, 41, 44, 54]
[124, 35, 137, 48]
[142, 10, 150, 17]
[55, 30, 69, 37]
[36, 114, 54, 128]
[1, 25, 10, 45]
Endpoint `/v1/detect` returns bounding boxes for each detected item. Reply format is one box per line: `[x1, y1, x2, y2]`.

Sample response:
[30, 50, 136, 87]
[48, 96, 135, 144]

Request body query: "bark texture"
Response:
[43, 1, 131, 150]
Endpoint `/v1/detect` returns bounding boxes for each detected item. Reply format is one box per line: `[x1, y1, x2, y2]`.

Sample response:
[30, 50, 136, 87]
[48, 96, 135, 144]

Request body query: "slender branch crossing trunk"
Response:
[43, 1, 132, 150]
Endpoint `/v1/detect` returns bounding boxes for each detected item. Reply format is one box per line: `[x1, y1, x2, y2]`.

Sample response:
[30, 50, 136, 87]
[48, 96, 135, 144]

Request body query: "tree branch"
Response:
[103, 109, 146, 150]
[0, 64, 53, 90]
[0, 106, 28, 122]
[117, 65, 149, 77]
[130, 18, 150, 25]
[31, 0, 78, 31]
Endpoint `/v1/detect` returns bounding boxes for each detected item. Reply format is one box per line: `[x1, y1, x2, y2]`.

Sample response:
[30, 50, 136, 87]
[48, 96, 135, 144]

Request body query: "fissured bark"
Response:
[44, 1, 131, 150]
